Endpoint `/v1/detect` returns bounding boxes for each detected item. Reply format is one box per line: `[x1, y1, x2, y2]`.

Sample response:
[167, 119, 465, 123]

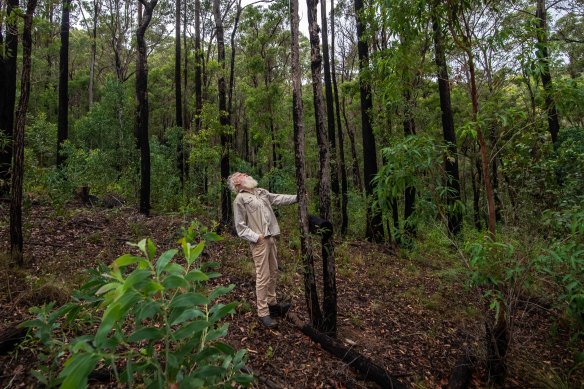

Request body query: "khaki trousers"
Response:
[251, 236, 278, 317]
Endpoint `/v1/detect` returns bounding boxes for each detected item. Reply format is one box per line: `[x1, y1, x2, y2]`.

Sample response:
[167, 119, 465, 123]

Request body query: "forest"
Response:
[0, 0, 583, 387]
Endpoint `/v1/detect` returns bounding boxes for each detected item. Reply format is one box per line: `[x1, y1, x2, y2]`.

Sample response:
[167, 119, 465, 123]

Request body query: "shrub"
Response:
[21, 228, 253, 388]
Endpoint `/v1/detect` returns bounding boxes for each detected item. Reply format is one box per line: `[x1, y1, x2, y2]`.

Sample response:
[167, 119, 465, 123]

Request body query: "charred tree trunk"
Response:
[57, 0, 71, 168]
[0, 0, 19, 196]
[136, 0, 158, 216]
[402, 88, 416, 239]
[10, 0, 38, 265]
[306, 0, 330, 222]
[536, 0, 560, 144]
[331, 0, 348, 236]
[342, 96, 363, 193]
[175, 0, 184, 185]
[290, 0, 323, 329]
[432, 7, 461, 235]
[213, 0, 232, 225]
[194, 0, 203, 133]
[355, 0, 383, 242]
[321, 0, 339, 210]
[307, 0, 335, 334]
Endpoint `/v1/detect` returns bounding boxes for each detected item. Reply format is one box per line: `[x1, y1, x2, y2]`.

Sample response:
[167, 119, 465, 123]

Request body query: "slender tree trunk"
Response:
[321, 0, 339, 210]
[229, 0, 242, 119]
[291, 0, 322, 330]
[10, 0, 38, 265]
[213, 0, 232, 225]
[536, 0, 560, 144]
[306, 0, 331, 222]
[355, 0, 383, 242]
[0, 0, 19, 196]
[331, 0, 348, 236]
[342, 96, 363, 192]
[88, 0, 99, 106]
[136, 0, 158, 216]
[175, 0, 184, 185]
[183, 0, 189, 130]
[402, 88, 416, 238]
[57, 0, 71, 168]
[194, 0, 203, 133]
[432, 8, 461, 235]
[175, 0, 182, 129]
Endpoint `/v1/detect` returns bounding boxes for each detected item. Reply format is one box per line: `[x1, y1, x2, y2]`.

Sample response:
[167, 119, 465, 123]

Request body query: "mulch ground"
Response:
[0, 202, 582, 388]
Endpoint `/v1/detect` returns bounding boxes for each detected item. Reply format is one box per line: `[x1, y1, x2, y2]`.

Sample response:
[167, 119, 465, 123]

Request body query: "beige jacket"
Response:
[233, 188, 297, 243]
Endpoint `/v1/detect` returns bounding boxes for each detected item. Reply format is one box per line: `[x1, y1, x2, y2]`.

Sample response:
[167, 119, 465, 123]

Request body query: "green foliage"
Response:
[537, 204, 584, 339]
[373, 135, 450, 240]
[20, 232, 253, 388]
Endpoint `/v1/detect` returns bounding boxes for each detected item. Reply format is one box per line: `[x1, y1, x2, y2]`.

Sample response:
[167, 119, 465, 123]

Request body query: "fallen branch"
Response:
[287, 312, 409, 389]
[241, 365, 281, 388]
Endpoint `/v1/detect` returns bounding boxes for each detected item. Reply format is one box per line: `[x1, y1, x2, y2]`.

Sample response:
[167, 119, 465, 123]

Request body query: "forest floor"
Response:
[0, 202, 582, 388]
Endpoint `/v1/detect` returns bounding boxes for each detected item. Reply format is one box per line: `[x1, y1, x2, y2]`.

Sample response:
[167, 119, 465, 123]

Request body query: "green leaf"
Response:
[192, 365, 225, 379]
[156, 249, 178, 275]
[209, 302, 238, 323]
[202, 232, 223, 242]
[186, 241, 205, 267]
[123, 269, 151, 291]
[170, 292, 209, 309]
[136, 301, 162, 323]
[127, 327, 165, 342]
[163, 263, 186, 274]
[147, 239, 156, 260]
[185, 269, 209, 282]
[169, 308, 205, 325]
[173, 320, 211, 339]
[113, 254, 142, 268]
[209, 285, 235, 301]
[95, 282, 120, 296]
[143, 281, 165, 294]
[59, 353, 101, 389]
[163, 274, 189, 290]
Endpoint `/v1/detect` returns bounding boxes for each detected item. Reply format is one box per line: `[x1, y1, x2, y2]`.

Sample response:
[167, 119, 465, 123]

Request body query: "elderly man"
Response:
[228, 172, 295, 329]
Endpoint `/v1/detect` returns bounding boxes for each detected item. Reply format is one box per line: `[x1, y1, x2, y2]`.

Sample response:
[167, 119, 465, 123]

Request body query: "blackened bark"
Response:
[136, 0, 158, 216]
[194, 0, 203, 132]
[11, 0, 38, 265]
[432, 9, 461, 235]
[306, 0, 331, 222]
[354, 0, 383, 242]
[175, 0, 183, 129]
[57, 0, 71, 168]
[290, 0, 323, 329]
[331, 0, 348, 236]
[321, 0, 339, 206]
[0, 0, 18, 196]
[88, 0, 100, 106]
[229, 0, 242, 119]
[182, 0, 189, 130]
[307, 0, 335, 334]
[213, 0, 232, 225]
[175, 0, 184, 184]
[403, 88, 416, 238]
[342, 96, 363, 192]
[536, 0, 560, 144]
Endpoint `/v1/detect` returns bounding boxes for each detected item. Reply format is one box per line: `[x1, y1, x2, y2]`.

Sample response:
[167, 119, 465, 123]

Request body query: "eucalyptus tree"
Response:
[77, 0, 102, 106]
[11, 0, 39, 265]
[213, 0, 233, 225]
[536, 0, 560, 144]
[331, 0, 349, 236]
[355, 0, 383, 242]
[135, 0, 159, 215]
[290, 0, 323, 330]
[238, 3, 290, 172]
[431, 0, 461, 235]
[0, 0, 19, 196]
[57, 0, 72, 168]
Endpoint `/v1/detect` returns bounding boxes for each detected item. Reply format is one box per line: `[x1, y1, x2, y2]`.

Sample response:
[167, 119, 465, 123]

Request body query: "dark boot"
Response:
[268, 303, 291, 317]
[259, 315, 278, 329]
